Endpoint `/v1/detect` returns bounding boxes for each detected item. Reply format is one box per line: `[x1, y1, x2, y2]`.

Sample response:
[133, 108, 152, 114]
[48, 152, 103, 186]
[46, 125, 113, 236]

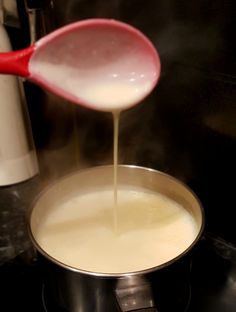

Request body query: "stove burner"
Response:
[184, 284, 192, 312]
[42, 284, 67, 312]
[42, 284, 48, 312]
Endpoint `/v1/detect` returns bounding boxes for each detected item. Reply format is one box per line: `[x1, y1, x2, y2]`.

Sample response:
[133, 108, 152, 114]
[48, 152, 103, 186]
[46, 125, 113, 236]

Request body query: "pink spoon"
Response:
[0, 19, 160, 112]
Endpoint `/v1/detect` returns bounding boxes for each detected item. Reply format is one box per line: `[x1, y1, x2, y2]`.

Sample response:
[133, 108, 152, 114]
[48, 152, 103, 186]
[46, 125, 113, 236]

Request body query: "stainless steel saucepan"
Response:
[29, 165, 204, 312]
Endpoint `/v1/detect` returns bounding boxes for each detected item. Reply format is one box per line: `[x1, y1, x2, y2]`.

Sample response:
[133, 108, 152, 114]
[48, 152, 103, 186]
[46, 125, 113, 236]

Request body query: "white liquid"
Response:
[35, 187, 198, 273]
[71, 81, 151, 111]
[31, 56, 152, 111]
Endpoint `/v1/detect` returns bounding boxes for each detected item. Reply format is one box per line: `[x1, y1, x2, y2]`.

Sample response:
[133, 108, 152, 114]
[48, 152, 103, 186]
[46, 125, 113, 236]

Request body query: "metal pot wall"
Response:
[29, 165, 204, 312]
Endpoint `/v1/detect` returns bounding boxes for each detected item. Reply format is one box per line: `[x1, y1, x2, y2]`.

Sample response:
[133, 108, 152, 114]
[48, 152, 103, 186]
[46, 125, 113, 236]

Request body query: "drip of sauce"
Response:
[84, 83, 145, 231]
[112, 110, 120, 232]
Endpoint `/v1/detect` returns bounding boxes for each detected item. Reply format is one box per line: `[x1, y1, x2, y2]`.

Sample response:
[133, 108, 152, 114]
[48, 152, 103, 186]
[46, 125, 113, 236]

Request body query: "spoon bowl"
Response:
[0, 19, 161, 111]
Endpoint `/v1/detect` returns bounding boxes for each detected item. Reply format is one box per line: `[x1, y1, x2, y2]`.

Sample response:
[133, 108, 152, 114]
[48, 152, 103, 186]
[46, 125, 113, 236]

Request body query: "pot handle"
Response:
[115, 276, 158, 312]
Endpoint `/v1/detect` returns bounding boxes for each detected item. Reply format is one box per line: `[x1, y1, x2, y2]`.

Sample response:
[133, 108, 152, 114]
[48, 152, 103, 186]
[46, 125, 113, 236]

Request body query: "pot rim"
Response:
[28, 164, 205, 278]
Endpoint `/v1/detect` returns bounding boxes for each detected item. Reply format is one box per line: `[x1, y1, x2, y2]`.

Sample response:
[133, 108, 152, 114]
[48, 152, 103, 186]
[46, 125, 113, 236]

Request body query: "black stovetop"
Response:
[1, 234, 236, 312]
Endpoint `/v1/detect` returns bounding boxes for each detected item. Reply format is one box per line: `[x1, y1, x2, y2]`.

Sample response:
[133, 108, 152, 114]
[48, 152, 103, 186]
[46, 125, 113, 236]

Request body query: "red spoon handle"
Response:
[0, 45, 35, 77]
